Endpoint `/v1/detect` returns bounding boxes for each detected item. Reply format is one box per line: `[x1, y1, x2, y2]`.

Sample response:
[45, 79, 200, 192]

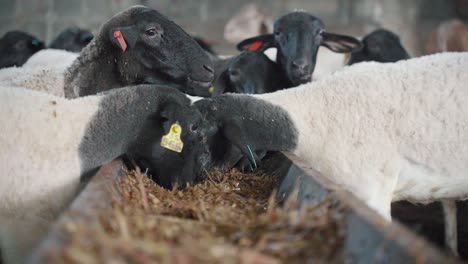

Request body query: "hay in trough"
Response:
[46, 165, 346, 263]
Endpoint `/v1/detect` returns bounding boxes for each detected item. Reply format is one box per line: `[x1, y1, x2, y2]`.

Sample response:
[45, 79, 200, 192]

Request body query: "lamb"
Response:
[426, 19, 468, 54]
[0, 84, 214, 263]
[208, 51, 290, 169]
[0, 30, 45, 69]
[347, 28, 410, 64]
[49, 26, 94, 52]
[63, 5, 214, 98]
[196, 52, 468, 235]
[236, 11, 362, 87]
[211, 51, 289, 96]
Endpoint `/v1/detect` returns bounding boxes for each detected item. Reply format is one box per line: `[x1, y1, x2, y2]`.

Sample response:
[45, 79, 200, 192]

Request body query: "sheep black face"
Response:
[0, 31, 45, 69]
[347, 29, 410, 65]
[125, 93, 215, 190]
[105, 6, 215, 96]
[237, 12, 362, 86]
[49, 26, 94, 52]
[214, 51, 287, 96]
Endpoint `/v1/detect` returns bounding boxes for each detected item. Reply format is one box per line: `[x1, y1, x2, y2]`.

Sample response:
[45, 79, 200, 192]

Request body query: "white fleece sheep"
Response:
[0, 85, 209, 263]
[0, 49, 77, 97]
[262, 52, 468, 217]
[200, 52, 468, 220]
[0, 87, 99, 263]
[23, 48, 78, 69]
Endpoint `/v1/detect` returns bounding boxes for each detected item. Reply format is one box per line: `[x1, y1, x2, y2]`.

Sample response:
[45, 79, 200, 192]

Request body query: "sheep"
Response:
[236, 11, 362, 87]
[62, 5, 214, 98]
[211, 51, 289, 96]
[0, 30, 45, 69]
[426, 19, 468, 54]
[22, 48, 79, 70]
[196, 52, 468, 233]
[0, 84, 213, 263]
[347, 28, 410, 64]
[261, 28, 411, 81]
[0, 49, 78, 97]
[223, 3, 273, 44]
[208, 51, 290, 170]
[49, 26, 94, 52]
[277, 27, 413, 214]
[0, 63, 67, 96]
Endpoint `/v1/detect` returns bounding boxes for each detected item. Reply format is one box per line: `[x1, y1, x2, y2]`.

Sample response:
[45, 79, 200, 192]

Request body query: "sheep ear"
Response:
[80, 31, 94, 44]
[321, 32, 363, 53]
[158, 100, 182, 132]
[109, 26, 138, 52]
[236, 34, 275, 52]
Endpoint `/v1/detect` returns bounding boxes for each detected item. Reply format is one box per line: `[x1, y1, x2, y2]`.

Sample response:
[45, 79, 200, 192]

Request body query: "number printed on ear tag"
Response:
[160, 123, 184, 153]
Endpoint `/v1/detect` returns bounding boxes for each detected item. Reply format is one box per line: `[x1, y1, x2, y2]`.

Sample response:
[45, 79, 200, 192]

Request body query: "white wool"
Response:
[0, 86, 101, 263]
[0, 50, 77, 97]
[0, 66, 66, 96]
[256, 52, 468, 219]
[23, 49, 78, 70]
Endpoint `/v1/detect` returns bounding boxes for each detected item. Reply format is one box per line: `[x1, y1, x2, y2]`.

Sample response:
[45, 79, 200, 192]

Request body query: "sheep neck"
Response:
[64, 40, 123, 98]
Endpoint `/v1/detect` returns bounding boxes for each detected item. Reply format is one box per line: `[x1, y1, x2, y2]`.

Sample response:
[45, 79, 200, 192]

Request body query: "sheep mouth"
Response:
[187, 77, 212, 91]
[291, 75, 312, 85]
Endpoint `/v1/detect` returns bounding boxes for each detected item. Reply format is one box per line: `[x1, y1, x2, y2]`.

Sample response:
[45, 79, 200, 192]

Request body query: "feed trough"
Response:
[29, 158, 455, 263]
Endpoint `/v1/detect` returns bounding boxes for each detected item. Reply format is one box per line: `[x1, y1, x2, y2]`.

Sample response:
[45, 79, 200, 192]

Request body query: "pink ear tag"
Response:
[113, 31, 128, 52]
[247, 40, 264, 51]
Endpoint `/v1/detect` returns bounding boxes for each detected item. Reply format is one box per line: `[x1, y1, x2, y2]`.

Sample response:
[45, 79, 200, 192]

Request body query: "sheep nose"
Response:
[292, 59, 308, 71]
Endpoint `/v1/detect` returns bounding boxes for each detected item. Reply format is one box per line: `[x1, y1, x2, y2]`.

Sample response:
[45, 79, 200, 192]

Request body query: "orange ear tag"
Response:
[113, 31, 128, 52]
[247, 40, 264, 51]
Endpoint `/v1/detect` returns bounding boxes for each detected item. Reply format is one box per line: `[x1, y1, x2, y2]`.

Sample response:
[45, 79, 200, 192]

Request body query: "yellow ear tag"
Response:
[160, 123, 184, 153]
[209, 86, 214, 94]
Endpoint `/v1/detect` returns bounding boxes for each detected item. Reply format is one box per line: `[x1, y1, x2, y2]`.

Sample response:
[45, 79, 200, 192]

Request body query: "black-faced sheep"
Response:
[347, 29, 410, 64]
[196, 52, 468, 226]
[64, 5, 215, 98]
[212, 51, 289, 96]
[236, 11, 362, 86]
[0, 85, 214, 263]
[49, 26, 94, 52]
[0, 30, 45, 69]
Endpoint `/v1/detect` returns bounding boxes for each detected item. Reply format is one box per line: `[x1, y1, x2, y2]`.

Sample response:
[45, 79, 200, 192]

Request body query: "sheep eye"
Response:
[190, 124, 199, 132]
[145, 28, 158, 37]
[274, 30, 282, 36]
